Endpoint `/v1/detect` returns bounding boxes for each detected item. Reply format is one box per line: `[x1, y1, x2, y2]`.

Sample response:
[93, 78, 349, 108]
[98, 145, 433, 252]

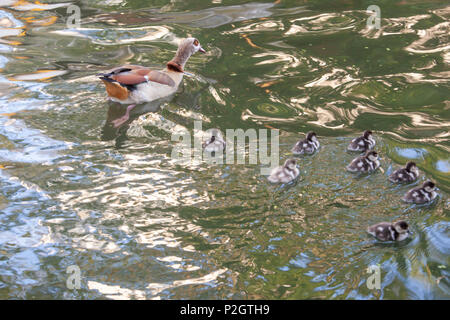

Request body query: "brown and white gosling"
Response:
[268, 159, 299, 184]
[389, 161, 419, 183]
[367, 220, 410, 241]
[347, 130, 375, 152]
[403, 180, 438, 204]
[346, 150, 380, 173]
[291, 131, 320, 155]
[202, 129, 226, 153]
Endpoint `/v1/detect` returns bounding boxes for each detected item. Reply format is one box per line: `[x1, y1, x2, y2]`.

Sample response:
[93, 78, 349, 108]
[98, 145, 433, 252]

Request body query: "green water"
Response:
[0, 0, 449, 299]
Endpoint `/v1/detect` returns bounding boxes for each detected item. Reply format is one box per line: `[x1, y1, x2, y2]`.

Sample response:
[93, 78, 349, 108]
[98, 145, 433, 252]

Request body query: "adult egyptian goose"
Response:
[97, 38, 205, 126]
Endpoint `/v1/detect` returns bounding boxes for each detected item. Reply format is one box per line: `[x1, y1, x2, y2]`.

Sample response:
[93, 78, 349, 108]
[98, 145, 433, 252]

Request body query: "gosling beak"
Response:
[198, 47, 206, 54]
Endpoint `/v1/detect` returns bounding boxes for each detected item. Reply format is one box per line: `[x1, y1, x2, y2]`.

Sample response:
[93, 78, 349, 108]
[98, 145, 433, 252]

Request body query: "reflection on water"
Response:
[0, 0, 449, 299]
[101, 99, 167, 147]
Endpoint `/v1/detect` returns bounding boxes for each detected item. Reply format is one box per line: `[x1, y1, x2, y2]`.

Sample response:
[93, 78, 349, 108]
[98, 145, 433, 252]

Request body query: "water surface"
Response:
[0, 0, 449, 299]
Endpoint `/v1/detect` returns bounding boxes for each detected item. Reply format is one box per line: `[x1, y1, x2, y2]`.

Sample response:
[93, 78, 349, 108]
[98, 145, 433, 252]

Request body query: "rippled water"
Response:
[0, 0, 449, 299]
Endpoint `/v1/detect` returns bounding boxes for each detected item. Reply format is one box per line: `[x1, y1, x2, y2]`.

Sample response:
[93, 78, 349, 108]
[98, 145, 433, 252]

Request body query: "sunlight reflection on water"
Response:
[0, 0, 448, 300]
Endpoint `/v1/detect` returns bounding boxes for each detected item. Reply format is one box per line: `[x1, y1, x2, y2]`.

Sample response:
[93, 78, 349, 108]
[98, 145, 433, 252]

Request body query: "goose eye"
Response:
[193, 39, 199, 46]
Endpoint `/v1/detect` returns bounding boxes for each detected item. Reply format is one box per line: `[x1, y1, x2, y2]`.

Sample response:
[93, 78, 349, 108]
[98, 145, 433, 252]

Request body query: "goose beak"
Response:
[198, 47, 206, 54]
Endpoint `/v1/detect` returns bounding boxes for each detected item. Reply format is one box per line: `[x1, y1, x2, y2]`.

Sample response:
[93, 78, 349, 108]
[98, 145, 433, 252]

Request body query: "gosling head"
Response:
[405, 161, 418, 174]
[366, 150, 379, 162]
[363, 130, 373, 139]
[208, 128, 223, 139]
[393, 220, 410, 234]
[284, 159, 297, 170]
[306, 131, 318, 142]
[423, 180, 436, 193]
